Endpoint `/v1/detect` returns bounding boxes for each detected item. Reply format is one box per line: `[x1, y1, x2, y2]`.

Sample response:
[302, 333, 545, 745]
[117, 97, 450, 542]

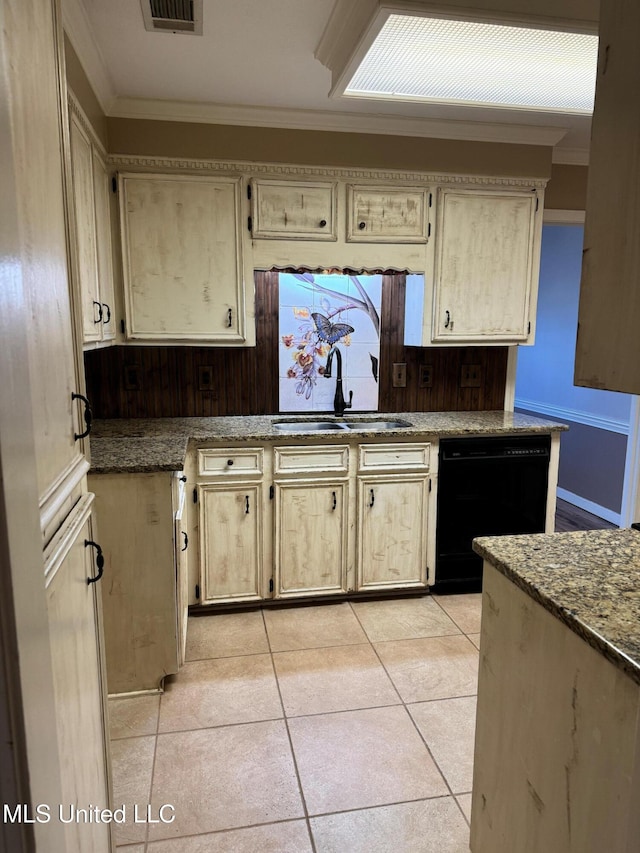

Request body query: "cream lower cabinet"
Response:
[44, 495, 112, 852]
[274, 479, 349, 598]
[89, 470, 186, 693]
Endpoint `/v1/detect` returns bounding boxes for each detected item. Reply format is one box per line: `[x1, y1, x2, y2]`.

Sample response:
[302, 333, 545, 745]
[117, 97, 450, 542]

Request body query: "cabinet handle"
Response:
[444, 310, 451, 329]
[102, 303, 111, 324]
[181, 531, 188, 551]
[85, 540, 104, 584]
[72, 392, 92, 440]
[179, 475, 187, 482]
[358, 221, 366, 230]
[227, 459, 234, 466]
[332, 490, 337, 511]
[227, 308, 233, 328]
[369, 488, 375, 508]
[93, 301, 103, 324]
[319, 219, 327, 228]
[245, 495, 250, 514]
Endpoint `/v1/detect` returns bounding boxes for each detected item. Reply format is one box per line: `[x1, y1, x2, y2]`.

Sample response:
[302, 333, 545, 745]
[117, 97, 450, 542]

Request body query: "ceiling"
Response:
[62, 0, 599, 164]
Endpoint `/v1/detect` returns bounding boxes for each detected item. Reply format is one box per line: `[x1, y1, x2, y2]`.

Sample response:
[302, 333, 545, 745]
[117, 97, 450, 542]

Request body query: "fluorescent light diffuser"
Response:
[345, 15, 597, 113]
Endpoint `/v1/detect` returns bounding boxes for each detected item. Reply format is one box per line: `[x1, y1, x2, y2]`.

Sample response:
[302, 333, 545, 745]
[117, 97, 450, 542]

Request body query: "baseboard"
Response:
[515, 397, 630, 435]
[556, 487, 621, 527]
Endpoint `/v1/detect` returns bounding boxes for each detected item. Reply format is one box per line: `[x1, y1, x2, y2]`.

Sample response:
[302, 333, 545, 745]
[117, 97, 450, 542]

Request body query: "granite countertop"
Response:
[88, 410, 567, 474]
[473, 529, 640, 686]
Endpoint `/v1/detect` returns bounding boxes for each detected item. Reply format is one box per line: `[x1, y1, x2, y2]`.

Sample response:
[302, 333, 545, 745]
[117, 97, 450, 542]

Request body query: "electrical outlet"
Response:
[460, 363, 482, 388]
[198, 365, 214, 391]
[392, 363, 407, 388]
[419, 364, 433, 388]
[123, 364, 142, 391]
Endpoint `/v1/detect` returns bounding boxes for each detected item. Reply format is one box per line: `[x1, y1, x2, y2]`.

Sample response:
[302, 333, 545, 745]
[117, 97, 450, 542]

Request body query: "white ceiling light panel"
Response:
[345, 15, 598, 113]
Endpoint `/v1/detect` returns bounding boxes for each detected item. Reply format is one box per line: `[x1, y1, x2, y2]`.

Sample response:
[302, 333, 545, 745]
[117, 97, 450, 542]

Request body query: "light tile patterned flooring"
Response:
[109, 593, 481, 852]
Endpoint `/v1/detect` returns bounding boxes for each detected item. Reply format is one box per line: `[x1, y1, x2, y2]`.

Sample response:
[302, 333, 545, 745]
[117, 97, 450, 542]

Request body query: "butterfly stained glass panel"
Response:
[278, 273, 382, 413]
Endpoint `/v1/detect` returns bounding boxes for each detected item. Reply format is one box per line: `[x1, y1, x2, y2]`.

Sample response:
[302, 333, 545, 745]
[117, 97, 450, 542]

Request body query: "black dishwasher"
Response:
[435, 434, 550, 592]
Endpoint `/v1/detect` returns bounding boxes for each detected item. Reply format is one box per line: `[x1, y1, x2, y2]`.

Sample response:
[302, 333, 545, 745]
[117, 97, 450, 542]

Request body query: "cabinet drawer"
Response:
[274, 445, 349, 476]
[358, 443, 430, 472]
[251, 179, 337, 240]
[347, 185, 430, 243]
[197, 448, 263, 477]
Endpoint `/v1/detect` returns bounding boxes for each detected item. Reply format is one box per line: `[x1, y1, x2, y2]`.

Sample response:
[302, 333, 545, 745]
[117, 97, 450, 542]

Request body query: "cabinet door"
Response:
[252, 179, 337, 240]
[69, 114, 102, 343]
[44, 499, 112, 852]
[175, 482, 189, 665]
[274, 479, 349, 597]
[347, 185, 429, 242]
[120, 173, 247, 342]
[199, 483, 263, 603]
[432, 189, 537, 342]
[357, 474, 430, 591]
[91, 149, 116, 341]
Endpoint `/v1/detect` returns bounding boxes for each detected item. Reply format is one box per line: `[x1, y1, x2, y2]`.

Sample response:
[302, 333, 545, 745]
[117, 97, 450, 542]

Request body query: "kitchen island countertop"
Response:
[89, 410, 567, 474]
[473, 528, 640, 685]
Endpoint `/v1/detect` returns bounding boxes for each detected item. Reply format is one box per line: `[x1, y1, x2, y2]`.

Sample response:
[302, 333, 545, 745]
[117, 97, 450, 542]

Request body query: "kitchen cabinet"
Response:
[119, 172, 254, 344]
[405, 187, 543, 346]
[68, 106, 116, 346]
[44, 495, 112, 852]
[196, 446, 266, 604]
[356, 442, 431, 591]
[273, 444, 350, 597]
[89, 470, 186, 693]
[575, 0, 640, 394]
[251, 178, 337, 240]
[347, 185, 430, 243]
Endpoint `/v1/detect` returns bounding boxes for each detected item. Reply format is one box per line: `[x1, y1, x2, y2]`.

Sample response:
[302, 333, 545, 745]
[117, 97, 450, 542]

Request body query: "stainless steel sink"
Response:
[273, 419, 413, 432]
[274, 421, 347, 432]
[344, 420, 413, 430]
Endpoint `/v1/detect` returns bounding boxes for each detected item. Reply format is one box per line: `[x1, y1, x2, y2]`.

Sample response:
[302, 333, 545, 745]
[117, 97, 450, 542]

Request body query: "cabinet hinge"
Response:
[247, 184, 252, 200]
[195, 584, 200, 599]
[269, 485, 274, 500]
[427, 222, 431, 237]
[429, 192, 433, 207]
[247, 216, 252, 232]
[535, 196, 539, 212]
[269, 578, 274, 593]
[429, 479, 432, 492]
[111, 176, 117, 194]
[528, 321, 531, 335]
[193, 487, 198, 504]
[120, 319, 125, 334]
[426, 566, 430, 581]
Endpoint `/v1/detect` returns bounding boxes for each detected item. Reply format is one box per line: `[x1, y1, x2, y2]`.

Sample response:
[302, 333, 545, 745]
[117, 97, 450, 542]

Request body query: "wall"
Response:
[515, 224, 634, 521]
[84, 273, 508, 417]
[63, 34, 107, 147]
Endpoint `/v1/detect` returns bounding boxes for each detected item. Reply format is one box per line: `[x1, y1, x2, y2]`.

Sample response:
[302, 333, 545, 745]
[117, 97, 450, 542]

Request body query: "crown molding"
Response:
[108, 153, 548, 189]
[61, 0, 116, 113]
[67, 89, 107, 157]
[551, 147, 589, 166]
[110, 96, 568, 148]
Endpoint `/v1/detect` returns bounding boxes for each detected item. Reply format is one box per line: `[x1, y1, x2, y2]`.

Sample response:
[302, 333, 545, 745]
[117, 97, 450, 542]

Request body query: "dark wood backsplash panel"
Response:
[84, 271, 508, 417]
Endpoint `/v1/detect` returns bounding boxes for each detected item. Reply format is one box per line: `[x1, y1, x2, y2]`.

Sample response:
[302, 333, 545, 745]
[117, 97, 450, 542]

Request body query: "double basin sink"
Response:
[274, 419, 413, 433]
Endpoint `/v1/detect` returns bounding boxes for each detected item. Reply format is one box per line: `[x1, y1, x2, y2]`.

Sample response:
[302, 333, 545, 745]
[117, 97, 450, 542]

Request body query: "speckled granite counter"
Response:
[89, 410, 567, 474]
[473, 529, 640, 685]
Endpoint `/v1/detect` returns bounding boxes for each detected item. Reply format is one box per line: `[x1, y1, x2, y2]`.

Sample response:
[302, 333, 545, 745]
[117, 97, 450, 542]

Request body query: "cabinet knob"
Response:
[319, 219, 327, 228]
[179, 475, 187, 482]
[358, 221, 366, 230]
[227, 459, 234, 466]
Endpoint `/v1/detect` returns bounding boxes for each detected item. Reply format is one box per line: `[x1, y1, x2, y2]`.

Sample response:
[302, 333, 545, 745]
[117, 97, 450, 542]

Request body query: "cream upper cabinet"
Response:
[68, 110, 115, 345]
[431, 188, 541, 343]
[251, 179, 337, 240]
[347, 185, 430, 243]
[119, 172, 254, 344]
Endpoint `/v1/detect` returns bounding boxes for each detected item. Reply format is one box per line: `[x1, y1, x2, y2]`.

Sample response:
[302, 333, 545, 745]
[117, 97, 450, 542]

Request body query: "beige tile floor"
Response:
[109, 592, 481, 852]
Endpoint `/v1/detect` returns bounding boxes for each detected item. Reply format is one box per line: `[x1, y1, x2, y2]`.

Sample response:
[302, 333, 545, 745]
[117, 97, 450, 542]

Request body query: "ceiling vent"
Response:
[141, 0, 203, 35]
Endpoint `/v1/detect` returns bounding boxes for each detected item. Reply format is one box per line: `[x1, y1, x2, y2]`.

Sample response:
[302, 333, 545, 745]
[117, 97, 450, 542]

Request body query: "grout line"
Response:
[142, 693, 163, 852]
[261, 609, 318, 853]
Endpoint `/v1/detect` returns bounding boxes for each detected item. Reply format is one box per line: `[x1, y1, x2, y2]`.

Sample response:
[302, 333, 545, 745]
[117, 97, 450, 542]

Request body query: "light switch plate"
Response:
[392, 363, 407, 387]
